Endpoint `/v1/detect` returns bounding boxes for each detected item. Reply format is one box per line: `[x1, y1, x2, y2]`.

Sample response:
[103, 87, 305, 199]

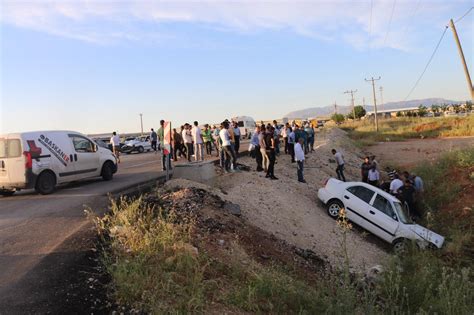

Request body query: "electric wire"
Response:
[454, 6, 474, 24]
[383, 0, 397, 45]
[403, 26, 449, 101]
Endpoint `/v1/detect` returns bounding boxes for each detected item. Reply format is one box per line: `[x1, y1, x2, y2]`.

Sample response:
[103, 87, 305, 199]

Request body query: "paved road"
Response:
[0, 150, 171, 304]
[0, 138, 250, 311]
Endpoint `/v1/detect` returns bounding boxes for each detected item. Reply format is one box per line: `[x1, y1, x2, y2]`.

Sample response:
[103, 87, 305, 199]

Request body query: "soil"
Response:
[169, 128, 391, 272]
[365, 137, 474, 169]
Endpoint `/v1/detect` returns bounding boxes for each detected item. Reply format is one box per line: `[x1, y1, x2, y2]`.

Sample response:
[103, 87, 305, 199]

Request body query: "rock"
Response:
[218, 239, 225, 246]
[224, 202, 241, 216]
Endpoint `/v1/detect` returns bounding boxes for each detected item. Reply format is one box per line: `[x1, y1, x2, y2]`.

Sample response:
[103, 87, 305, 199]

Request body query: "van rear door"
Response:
[0, 136, 25, 188]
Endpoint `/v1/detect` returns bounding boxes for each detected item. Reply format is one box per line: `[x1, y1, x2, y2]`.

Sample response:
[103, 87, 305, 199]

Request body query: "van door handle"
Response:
[344, 195, 350, 200]
[74, 154, 78, 161]
[70, 154, 73, 162]
[369, 210, 375, 215]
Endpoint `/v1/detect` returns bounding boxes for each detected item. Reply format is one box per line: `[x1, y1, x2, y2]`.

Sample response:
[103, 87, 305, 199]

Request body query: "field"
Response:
[342, 115, 474, 147]
[89, 128, 474, 314]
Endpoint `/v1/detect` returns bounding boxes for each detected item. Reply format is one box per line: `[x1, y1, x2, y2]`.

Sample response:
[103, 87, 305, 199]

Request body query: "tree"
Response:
[346, 105, 366, 120]
[418, 105, 428, 117]
[431, 104, 440, 113]
[331, 113, 345, 124]
[396, 111, 403, 117]
[465, 101, 473, 111]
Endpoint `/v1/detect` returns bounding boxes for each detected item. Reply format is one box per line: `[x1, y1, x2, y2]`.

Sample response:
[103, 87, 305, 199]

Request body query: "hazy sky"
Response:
[1, 0, 473, 134]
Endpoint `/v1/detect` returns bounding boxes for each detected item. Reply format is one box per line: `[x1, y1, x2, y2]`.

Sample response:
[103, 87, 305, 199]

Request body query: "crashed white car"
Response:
[121, 137, 152, 154]
[317, 178, 444, 252]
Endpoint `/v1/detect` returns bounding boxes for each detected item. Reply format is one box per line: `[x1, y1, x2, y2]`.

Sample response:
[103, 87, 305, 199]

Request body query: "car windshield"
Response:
[393, 202, 413, 224]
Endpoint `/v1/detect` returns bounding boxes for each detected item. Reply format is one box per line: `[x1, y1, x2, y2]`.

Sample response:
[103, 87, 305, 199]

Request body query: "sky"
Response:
[1, 0, 473, 134]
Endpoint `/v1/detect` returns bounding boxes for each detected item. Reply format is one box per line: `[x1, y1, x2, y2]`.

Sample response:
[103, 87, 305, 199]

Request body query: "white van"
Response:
[0, 131, 118, 196]
[232, 116, 257, 139]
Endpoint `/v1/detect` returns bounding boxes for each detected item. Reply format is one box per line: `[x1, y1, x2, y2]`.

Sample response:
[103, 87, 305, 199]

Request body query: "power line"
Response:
[454, 6, 474, 24]
[403, 26, 449, 101]
[383, 0, 398, 46]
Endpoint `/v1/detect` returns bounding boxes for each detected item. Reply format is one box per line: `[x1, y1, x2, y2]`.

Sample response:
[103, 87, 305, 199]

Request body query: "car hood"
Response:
[410, 224, 445, 248]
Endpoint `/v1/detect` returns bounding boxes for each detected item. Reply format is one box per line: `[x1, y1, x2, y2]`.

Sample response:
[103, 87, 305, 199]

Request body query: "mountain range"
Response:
[285, 98, 463, 119]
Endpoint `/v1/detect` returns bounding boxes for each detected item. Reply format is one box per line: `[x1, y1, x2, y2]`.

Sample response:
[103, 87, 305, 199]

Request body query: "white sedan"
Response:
[318, 178, 444, 252]
[121, 137, 153, 154]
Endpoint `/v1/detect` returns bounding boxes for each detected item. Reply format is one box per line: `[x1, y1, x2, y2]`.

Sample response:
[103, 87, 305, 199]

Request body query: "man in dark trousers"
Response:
[150, 128, 158, 153]
[294, 137, 306, 183]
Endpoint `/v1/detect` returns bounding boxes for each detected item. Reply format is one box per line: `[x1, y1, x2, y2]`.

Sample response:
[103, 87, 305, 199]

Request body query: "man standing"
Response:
[295, 137, 306, 183]
[361, 156, 372, 183]
[368, 165, 380, 187]
[265, 126, 278, 180]
[150, 128, 158, 153]
[110, 131, 121, 163]
[233, 122, 241, 154]
[157, 120, 169, 170]
[287, 127, 295, 163]
[259, 125, 269, 172]
[202, 124, 213, 156]
[281, 123, 289, 154]
[182, 124, 193, 162]
[220, 121, 236, 172]
[272, 120, 280, 155]
[172, 128, 184, 161]
[192, 121, 204, 161]
[157, 120, 165, 151]
[251, 126, 263, 171]
[332, 149, 346, 182]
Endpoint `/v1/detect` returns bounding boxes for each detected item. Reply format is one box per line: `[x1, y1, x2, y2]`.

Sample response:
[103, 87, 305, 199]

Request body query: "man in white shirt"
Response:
[281, 123, 288, 154]
[294, 138, 306, 183]
[331, 149, 346, 182]
[110, 131, 121, 163]
[390, 174, 404, 195]
[182, 124, 193, 162]
[192, 121, 204, 161]
[368, 165, 380, 187]
[219, 121, 236, 171]
[233, 122, 241, 153]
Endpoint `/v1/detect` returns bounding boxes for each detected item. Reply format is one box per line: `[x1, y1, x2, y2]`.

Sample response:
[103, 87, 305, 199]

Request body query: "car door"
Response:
[68, 134, 100, 179]
[343, 185, 376, 226]
[366, 194, 399, 242]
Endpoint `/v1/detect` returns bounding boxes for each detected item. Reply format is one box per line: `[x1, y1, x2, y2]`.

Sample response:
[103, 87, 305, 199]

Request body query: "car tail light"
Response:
[323, 178, 329, 187]
[24, 151, 33, 169]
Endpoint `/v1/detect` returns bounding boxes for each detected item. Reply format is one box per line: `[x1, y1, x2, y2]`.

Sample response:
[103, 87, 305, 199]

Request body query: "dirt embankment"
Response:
[173, 128, 389, 271]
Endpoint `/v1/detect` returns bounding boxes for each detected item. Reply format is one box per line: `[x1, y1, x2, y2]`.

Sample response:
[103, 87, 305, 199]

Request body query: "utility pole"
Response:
[344, 90, 357, 120]
[334, 101, 338, 114]
[365, 76, 381, 132]
[379, 86, 385, 114]
[363, 97, 366, 110]
[449, 19, 474, 101]
[139, 113, 143, 136]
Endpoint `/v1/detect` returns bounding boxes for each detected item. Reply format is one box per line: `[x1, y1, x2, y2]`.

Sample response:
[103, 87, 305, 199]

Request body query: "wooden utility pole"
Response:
[449, 19, 474, 101]
[139, 113, 144, 136]
[379, 86, 384, 113]
[334, 101, 338, 114]
[344, 90, 357, 120]
[365, 77, 381, 132]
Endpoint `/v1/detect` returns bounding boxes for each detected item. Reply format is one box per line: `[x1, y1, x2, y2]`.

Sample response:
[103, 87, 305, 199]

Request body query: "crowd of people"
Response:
[357, 155, 424, 217]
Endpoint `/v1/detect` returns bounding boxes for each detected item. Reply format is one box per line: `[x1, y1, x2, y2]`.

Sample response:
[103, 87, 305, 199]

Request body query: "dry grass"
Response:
[342, 115, 474, 146]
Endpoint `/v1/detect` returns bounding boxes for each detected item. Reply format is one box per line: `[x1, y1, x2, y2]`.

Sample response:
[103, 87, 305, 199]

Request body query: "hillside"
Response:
[285, 98, 462, 119]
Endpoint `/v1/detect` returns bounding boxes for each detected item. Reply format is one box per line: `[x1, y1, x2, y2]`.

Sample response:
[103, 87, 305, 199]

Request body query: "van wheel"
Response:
[101, 162, 114, 181]
[327, 199, 343, 219]
[0, 190, 15, 197]
[138, 146, 144, 153]
[35, 171, 56, 195]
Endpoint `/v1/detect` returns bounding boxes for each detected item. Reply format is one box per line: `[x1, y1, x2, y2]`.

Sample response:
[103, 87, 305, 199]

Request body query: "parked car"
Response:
[317, 178, 444, 252]
[0, 130, 118, 195]
[121, 136, 152, 154]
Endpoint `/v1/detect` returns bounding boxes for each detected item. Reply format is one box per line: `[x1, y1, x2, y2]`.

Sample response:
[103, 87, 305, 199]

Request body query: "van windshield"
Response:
[0, 139, 21, 158]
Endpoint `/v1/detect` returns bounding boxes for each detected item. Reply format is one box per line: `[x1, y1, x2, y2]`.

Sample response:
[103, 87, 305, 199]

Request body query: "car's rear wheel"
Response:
[101, 161, 114, 181]
[138, 146, 144, 153]
[35, 171, 56, 195]
[0, 190, 15, 197]
[327, 199, 343, 219]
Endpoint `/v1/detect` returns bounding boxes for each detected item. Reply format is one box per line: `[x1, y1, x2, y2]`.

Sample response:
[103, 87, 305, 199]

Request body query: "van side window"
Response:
[346, 186, 375, 204]
[372, 194, 396, 219]
[69, 135, 95, 153]
[0, 139, 21, 158]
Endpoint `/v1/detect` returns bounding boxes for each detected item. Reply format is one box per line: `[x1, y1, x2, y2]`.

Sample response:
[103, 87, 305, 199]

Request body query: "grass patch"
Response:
[91, 185, 474, 314]
[342, 116, 474, 144]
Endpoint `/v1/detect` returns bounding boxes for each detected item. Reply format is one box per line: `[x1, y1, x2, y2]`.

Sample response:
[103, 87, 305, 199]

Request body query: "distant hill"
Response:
[285, 98, 462, 119]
